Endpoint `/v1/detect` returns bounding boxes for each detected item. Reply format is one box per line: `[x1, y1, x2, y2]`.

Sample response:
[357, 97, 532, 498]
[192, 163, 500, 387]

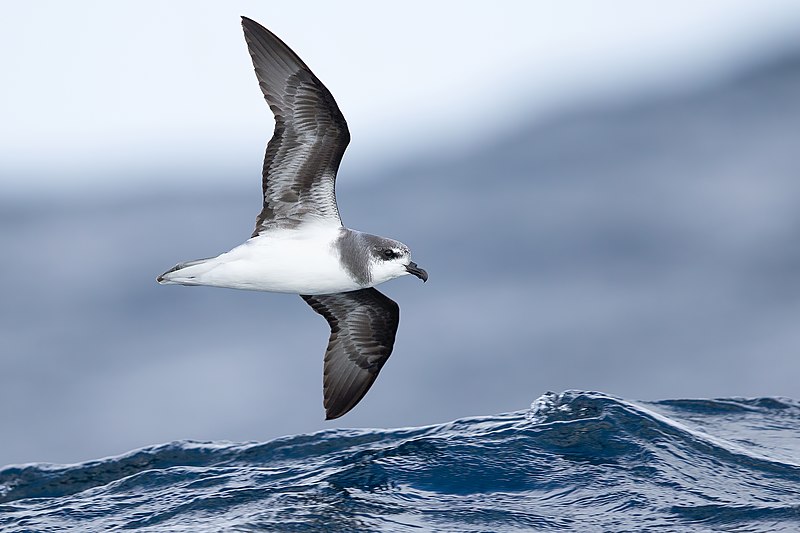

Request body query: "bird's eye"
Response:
[383, 249, 396, 259]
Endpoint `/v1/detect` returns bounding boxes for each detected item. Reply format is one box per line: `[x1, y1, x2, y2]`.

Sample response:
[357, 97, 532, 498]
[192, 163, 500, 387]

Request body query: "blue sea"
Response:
[2, 391, 799, 532]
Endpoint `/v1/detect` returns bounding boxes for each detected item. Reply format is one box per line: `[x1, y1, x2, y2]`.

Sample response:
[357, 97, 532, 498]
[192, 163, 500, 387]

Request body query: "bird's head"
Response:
[367, 237, 428, 285]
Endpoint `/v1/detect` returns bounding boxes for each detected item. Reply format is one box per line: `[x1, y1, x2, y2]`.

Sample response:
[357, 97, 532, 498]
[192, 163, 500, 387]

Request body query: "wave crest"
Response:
[3, 391, 800, 532]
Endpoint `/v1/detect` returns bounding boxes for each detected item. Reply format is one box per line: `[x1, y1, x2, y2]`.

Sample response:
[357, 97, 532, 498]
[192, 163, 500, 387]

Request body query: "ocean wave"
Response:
[2, 391, 800, 532]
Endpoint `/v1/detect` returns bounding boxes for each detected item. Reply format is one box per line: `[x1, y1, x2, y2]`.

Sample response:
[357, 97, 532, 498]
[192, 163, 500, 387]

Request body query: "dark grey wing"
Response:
[241, 17, 350, 234]
[301, 288, 400, 420]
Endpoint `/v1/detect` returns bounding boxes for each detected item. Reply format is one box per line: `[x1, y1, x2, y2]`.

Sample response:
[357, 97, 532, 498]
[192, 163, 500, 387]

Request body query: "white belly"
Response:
[168, 227, 362, 295]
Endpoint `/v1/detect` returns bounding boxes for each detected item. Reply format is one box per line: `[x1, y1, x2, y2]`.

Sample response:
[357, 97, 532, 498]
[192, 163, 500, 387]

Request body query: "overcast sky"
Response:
[2, 1, 800, 195]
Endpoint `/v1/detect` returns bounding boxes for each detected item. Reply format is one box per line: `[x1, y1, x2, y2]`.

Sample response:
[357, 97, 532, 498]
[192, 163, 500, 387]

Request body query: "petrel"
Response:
[157, 17, 427, 419]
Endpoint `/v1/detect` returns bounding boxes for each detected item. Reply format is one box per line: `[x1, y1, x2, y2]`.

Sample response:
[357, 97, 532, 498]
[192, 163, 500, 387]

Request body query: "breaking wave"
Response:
[3, 391, 800, 532]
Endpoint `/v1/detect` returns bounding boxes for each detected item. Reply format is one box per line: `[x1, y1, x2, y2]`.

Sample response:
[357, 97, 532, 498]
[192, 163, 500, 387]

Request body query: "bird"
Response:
[157, 17, 427, 420]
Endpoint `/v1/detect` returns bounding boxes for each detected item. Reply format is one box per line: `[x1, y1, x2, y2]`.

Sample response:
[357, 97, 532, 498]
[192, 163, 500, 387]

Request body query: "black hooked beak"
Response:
[405, 261, 428, 282]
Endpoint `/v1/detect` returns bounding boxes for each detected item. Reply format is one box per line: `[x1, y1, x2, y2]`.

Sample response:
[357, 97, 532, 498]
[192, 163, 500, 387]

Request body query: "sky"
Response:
[3, 1, 800, 466]
[2, 1, 800, 196]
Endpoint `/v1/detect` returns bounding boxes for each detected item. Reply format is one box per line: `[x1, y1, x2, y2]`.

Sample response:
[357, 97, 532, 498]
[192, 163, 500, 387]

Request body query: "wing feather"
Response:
[241, 17, 350, 233]
[301, 288, 400, 419]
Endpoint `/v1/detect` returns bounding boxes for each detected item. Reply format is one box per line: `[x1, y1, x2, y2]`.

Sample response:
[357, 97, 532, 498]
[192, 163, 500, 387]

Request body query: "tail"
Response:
[157, 257, 213, 285]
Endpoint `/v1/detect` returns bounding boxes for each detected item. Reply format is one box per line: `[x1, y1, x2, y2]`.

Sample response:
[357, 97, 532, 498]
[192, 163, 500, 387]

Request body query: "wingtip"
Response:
[324, 406, 346, 420]
[240, 16, 256, 32]
[240, 16, 261, 30]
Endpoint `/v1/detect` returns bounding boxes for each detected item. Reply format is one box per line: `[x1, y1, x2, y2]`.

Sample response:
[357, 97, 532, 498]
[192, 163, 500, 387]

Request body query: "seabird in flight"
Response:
[158, 17, 427, 419]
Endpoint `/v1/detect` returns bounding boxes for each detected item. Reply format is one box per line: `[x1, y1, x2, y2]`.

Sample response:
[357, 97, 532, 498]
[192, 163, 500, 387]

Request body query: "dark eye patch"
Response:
[382, 249, 396, 259]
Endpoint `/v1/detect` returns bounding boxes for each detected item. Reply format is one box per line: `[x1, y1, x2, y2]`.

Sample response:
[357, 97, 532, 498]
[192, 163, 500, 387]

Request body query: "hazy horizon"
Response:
[4, 3, 800, 467]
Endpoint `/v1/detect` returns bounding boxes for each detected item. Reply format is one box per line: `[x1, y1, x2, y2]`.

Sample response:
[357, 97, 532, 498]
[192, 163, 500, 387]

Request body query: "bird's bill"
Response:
[405, 262, 428, 282]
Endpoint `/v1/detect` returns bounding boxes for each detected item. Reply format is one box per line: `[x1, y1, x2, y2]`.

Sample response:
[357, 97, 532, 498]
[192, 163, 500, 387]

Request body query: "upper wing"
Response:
[241, 17, 350, 234]
[301, 288, 400, 419]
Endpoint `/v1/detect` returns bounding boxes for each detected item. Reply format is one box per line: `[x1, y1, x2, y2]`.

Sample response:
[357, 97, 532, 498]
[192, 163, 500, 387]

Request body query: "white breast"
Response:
[180, 226, 362, 295]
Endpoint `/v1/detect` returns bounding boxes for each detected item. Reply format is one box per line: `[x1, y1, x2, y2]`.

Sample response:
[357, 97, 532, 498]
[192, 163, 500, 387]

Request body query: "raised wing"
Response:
[301, 288, 400, 419]
[241, 17, 350, 234]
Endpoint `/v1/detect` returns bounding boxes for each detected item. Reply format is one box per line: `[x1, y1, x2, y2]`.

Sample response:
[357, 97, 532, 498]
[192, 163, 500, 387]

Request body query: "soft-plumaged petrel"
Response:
[157, 17, 427, 420]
